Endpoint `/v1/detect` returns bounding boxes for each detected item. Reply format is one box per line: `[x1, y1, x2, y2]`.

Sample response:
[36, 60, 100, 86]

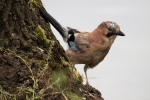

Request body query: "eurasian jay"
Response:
[39, 8, 125, 85]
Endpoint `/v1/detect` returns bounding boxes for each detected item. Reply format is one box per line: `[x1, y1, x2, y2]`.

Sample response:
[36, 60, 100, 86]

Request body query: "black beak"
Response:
[116, 31, 125, 36]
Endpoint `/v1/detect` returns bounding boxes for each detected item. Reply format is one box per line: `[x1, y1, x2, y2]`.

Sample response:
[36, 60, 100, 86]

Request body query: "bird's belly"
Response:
[66, 49, 105, 65]
[87, 52, 105, 65]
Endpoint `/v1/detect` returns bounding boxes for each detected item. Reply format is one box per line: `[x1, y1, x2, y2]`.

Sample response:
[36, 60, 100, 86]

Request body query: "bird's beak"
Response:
[116, 31, 125, 36]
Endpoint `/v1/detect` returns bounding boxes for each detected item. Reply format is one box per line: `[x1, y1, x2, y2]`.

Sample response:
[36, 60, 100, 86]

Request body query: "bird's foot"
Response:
[81, 84, 98, 100]
[84, 83, 93, 92]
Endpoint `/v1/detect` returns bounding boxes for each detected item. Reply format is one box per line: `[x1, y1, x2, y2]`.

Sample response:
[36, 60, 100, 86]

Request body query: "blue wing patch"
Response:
[69, 41, 79, 52]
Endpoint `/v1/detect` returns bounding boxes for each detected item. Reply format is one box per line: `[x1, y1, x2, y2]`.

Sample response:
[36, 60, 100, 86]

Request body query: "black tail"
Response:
[39, 7, 68, 41]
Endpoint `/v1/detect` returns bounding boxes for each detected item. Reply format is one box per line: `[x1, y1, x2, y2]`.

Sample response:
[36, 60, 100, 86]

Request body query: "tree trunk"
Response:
[0, 0, 104, 100]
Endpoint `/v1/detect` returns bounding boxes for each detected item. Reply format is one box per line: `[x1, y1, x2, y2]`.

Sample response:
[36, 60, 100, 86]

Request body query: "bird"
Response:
[39, 7, 125, 86]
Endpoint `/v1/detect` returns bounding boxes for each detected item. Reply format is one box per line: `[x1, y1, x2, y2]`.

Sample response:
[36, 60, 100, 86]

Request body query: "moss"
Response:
[49, 57, 83, 98]
[34, 59, 47, 68]
[60, 57, 71, 67]
[50, 67, 72, 90]
[65, 92, 84, 100]
[49, 67, 84, 100]
[51, 62, 62, 68]
[60, 56, 83, 83]
[0, 86, 17, 100]
[29, 0, 42, 8]
[36, 25, 55, 48]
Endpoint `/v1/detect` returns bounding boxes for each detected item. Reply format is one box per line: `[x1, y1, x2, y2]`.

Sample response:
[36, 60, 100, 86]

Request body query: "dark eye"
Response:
[107, 27, 112, 31]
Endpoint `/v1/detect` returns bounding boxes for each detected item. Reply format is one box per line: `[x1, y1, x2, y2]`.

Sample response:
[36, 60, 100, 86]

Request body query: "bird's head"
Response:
[102, 21, 125, 38]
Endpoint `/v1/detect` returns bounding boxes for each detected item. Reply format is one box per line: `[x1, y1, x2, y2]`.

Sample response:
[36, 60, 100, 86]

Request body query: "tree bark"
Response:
[0, 0, 104, 100]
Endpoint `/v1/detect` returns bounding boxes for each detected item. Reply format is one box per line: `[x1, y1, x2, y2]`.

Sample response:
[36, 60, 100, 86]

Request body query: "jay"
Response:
[39, 8, 125, 85]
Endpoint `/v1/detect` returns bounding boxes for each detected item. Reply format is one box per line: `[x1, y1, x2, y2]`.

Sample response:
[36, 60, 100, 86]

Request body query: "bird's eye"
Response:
[107, 27, 112, 31]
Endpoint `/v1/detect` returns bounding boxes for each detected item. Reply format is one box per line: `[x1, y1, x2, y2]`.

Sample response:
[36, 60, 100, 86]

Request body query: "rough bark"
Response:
[0, 0, 104, 100]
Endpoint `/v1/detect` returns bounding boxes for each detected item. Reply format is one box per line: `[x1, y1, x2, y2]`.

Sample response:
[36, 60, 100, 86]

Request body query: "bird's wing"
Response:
[74, 33, 90, 52]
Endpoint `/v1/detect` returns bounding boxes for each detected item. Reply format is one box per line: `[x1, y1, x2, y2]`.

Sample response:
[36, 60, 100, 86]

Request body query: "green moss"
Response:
[68, 66, 83, 84]
[49, 67, 84, 100]
[34, 59, 47, 68]
[36, 25, 54, 48]
[29, 0, 42, 8]
[51, 62, 62, 68]
[0, 86, 17, 100]
[49, 58, 83, 95]
[65, 92, 84, 100]
[50, 67, 72, 90]
[60, 57, 83, 84]
[60, 57, 71, 67]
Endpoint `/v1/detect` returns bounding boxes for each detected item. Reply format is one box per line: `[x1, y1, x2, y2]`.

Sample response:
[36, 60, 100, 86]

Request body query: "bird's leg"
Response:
[84, 66, 89, 85]
[84, 65, 93, 91]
